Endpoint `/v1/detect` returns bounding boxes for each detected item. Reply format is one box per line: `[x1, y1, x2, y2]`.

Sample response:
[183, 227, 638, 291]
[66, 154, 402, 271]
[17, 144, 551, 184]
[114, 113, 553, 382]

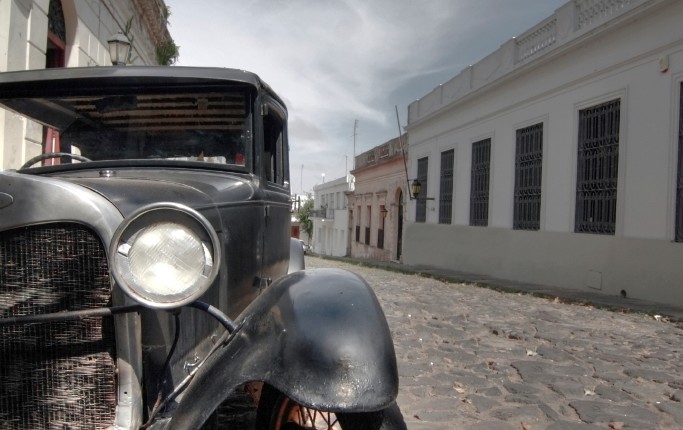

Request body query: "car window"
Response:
[263, 103, 288, 186]
[1, 88, 252, 169]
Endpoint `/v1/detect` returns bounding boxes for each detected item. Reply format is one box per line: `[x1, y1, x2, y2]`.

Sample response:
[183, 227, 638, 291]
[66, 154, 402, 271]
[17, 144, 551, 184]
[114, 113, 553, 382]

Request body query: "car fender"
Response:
[165, 268, 398, 429]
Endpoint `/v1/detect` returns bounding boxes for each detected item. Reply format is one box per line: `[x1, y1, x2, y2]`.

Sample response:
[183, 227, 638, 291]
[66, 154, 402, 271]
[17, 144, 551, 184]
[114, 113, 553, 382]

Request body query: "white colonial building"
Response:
[311, 176, 352, 257]
[404, 0, 683, 305]
[1, 0, 173, 170]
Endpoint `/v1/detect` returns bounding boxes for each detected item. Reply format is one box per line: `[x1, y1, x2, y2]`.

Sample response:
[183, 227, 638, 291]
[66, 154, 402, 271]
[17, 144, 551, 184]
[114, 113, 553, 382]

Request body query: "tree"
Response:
[297, 195, 314, 245]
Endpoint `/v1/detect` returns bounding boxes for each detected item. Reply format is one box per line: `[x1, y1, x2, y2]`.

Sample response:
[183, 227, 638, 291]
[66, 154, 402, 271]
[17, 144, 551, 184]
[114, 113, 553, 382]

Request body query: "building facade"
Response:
[0, 0, 173, 170]
[350, 135, 408, 262]
[405, 0, 683, 305]
[311, 176, 352, 257]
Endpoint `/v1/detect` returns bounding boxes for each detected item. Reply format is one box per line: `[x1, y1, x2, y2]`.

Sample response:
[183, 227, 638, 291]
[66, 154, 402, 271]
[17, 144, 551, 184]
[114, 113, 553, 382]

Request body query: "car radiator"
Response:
[0, 223, 117, 429]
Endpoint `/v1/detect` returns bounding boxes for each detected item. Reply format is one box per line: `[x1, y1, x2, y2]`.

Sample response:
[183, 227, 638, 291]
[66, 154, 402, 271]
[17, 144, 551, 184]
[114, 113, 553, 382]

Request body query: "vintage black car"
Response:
[0, 67, 405, 430]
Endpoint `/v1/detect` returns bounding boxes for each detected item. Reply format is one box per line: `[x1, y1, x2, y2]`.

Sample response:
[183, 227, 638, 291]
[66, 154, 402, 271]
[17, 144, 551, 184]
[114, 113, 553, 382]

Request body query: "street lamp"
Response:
[108, 32, 131, 66]
[411, 179, 421, 200]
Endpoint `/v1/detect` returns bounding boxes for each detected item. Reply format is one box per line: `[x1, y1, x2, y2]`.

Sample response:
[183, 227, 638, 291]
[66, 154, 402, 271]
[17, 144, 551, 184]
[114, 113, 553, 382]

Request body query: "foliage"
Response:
[156, 39, 179, 66]
[122, 16, 138, 64]
[156, 5, 179, 66]
[296, 195, 314, 243]
[156, 4, 180, 66]
[161, 4, 172, 24]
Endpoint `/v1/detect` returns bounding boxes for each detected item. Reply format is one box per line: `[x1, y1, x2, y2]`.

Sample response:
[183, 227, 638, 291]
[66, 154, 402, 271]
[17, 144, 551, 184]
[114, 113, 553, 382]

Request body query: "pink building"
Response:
[350, 135, 408, 262]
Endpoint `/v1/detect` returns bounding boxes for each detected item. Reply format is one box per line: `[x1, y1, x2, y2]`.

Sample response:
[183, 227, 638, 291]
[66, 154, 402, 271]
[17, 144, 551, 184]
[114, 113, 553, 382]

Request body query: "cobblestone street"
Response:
[305, 256, 683, 430]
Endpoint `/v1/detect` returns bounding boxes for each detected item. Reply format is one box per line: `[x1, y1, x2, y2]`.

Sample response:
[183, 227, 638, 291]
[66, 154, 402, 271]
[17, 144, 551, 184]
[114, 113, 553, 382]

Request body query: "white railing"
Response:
[409, 0, 650, 125]
[574, 0, 634, 29]
[515, 17, 557, 62]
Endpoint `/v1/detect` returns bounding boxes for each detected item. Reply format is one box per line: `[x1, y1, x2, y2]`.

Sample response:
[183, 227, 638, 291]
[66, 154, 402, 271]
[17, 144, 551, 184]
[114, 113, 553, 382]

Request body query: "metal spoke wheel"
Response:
[256, 384, 406, 430]
[272, 397, 341, 429]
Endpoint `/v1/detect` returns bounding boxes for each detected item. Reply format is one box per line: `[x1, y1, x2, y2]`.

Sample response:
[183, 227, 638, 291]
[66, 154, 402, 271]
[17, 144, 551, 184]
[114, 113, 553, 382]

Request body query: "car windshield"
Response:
[1, 87, 252, 169]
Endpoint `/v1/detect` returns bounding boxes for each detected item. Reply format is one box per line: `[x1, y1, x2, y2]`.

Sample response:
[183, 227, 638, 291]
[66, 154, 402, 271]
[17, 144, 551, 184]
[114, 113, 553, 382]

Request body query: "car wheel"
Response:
[255, 384, 406, 430]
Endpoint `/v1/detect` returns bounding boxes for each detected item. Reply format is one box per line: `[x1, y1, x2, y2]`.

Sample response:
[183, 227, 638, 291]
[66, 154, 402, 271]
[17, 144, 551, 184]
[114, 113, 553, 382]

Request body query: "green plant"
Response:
[297, 195, 314, 244]
[122, 16, 138, 64]
[161, 4, 172, 24]
[156, 39, 179, 66]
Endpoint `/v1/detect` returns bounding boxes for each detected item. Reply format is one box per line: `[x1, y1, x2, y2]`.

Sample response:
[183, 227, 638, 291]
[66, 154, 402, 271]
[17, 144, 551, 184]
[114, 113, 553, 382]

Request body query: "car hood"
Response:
[55, 169, 258, 227]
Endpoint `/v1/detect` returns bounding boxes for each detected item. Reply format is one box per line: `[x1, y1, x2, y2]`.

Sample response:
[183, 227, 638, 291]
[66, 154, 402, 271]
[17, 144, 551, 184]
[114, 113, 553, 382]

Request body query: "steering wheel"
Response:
[20, 152, 92, 169]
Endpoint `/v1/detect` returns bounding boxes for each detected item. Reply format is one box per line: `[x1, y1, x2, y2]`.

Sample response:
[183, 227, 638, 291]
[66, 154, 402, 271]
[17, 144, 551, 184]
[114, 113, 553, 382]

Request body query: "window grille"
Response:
[514, 124, 543, 230]
[470, 139, 491, 226]
[377, 229, 384, 249]
[575, 99, 620, 234]
[355, 225, 360, 242]
[365, 206, 371, 245]
[676, 83, 683, 242]
[416, 157, 428, 222]
[439, 150, 454, 224]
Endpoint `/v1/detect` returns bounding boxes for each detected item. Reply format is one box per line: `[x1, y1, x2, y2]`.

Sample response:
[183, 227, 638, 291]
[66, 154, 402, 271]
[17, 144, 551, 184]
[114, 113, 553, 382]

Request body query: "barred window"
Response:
[575, 99, 620, 234]
[514, 124, 543, 230]
[439, 150, 454, 224]
[355, 205, 361, 242]
[415, 157, 428, 223]
[470, 139, 491, 226]
[676, 83, 683, 242]
[365, 206, 371, 245]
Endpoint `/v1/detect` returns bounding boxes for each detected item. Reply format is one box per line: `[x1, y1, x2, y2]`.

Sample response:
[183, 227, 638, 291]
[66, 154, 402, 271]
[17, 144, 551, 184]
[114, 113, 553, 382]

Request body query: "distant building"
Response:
[311, 176, 352, 257]
[405, 0, 683, 305]
[0, 0, 174, 170]
[350, 135, 408, 262]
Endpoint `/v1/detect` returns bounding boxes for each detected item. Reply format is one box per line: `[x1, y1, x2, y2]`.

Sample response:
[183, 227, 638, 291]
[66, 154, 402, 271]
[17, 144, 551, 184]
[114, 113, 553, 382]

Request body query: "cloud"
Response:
[166, 0, 566, 193]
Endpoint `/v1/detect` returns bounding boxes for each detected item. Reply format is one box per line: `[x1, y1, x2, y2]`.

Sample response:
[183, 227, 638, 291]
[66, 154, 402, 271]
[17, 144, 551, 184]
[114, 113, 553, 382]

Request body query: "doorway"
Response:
[396, 190, 403, 261]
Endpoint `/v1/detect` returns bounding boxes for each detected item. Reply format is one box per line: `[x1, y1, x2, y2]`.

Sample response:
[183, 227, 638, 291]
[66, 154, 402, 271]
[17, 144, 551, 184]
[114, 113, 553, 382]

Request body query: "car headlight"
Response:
[110, 203, 221, 309]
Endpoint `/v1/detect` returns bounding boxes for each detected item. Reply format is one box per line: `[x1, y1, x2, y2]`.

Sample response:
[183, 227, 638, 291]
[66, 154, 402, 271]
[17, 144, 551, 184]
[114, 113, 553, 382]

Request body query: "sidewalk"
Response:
[311, 253, 683, 322]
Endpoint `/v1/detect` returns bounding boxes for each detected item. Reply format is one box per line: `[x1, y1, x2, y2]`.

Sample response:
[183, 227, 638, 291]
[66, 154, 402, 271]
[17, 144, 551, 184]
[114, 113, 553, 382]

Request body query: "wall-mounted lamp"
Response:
[380, 206, 388, 220]
[409, 178, 434, 201]
[108, 31, 131, 66]
[411, 179, 421, 200]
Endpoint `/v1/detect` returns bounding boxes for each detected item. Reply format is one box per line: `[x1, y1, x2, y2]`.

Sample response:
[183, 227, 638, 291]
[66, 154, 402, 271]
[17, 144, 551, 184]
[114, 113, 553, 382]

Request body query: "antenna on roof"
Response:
[395, 106, 410, 196]
[353, 119, 358, 170]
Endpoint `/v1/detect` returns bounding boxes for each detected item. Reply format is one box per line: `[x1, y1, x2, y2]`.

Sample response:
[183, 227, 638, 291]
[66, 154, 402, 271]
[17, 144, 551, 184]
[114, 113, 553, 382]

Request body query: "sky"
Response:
[165, 0, 567, 195]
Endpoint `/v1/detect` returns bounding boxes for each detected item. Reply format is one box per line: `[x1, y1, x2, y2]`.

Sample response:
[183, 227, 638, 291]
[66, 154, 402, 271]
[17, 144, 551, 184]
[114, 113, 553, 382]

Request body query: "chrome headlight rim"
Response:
[110, 202, 221, 309]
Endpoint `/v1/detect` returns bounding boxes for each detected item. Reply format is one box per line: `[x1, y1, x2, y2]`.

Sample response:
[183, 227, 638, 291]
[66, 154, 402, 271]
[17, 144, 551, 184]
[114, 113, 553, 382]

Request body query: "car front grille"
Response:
[0, 223, 117, 429]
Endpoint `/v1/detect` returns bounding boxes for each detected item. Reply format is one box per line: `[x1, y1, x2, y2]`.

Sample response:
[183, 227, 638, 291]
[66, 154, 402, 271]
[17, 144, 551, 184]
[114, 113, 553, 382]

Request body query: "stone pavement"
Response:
[305, 256, 683, 430]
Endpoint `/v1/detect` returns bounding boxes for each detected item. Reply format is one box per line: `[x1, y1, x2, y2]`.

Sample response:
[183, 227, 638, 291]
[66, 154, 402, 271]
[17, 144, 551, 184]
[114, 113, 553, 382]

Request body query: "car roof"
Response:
[0, 66, 285, 107]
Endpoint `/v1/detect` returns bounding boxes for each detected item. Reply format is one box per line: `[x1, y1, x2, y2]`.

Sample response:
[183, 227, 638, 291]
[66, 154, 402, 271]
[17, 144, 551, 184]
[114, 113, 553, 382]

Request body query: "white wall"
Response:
[405, 0, 683, 304]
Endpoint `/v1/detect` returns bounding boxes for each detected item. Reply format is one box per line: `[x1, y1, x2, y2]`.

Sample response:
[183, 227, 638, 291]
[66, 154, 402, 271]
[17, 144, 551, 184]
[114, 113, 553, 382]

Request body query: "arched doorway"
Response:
[46, 0, 66, 69]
